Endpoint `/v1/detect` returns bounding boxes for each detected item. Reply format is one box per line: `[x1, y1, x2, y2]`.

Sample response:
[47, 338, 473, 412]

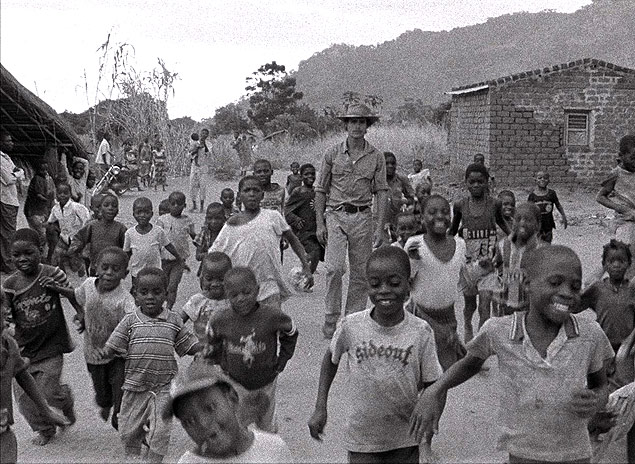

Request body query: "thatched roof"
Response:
[1, 64, 87, 158]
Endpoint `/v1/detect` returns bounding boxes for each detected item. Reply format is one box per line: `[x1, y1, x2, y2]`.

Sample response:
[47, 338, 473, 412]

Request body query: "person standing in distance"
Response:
[94, 132, 112, 181]
[0, 132, 25, 274]
[314, 103, 389, 339]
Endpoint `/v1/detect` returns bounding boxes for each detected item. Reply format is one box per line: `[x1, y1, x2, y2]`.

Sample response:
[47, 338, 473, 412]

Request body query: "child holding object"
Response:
[410, 246, 614, 464]
[309, 246, 442, 464]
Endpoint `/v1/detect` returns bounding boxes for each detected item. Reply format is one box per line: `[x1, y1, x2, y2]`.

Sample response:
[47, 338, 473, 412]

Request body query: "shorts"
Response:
[458, 262, 491, 297]
[348, 446, 419, 464]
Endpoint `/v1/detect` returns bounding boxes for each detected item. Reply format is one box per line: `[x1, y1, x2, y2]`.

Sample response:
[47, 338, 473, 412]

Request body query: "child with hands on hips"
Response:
[410, 245, 614, 464]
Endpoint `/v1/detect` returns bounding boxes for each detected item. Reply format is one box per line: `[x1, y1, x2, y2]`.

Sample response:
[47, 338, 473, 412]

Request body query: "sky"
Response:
[1, 0, 592, 121]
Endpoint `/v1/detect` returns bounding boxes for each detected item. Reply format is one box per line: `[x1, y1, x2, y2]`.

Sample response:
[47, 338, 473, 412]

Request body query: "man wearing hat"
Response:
[314, 103, 389, 339]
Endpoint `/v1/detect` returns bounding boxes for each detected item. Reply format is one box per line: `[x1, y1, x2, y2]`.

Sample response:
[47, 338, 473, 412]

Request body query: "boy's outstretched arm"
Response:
[409, 354, 485, 442]
[308, 350, 339, 441]
[282, 229, 313, 284]
[553, 197, 568, 229]
[15, 370, 70, 427]
[597, 175, 635, 219]
[38, 276, 84, 318]
[276, 314, 298, 373]
[448, 202, 463, 236]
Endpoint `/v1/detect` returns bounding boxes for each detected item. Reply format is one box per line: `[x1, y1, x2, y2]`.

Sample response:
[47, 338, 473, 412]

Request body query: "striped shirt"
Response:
[105, 308, 198, 392]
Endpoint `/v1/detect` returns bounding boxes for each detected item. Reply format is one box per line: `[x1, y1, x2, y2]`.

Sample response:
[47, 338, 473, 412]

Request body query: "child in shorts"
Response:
[410, 245, 614, 464]
[220, 188, 239, 220]
[449, 163, 510, 341]
[206, 267, 298, 432]
[157, 191, 196, 310]
[99, 267, 201, 462]
[181, 252, 232, 343]
[2, 228, 79, 445]
[166, 362, 292, 463]
[286, 161, 302, 195]
[528, 171, 568, 243]
[308, 246, 442, 463]
[194, 203, 226, 276]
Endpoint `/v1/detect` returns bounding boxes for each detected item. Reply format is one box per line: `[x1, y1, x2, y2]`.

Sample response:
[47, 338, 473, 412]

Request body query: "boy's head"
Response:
[464, 163, 489, 199]
[238, 176, 263, 211]
[100, 193, 119, 221]
[618, 134, 635, 172]
[602, 239, 632, 281]
[135, 267, 168, 317]
[200, 252, 232, 300]
[253, 159, 273, 186]
[498, 190, 516, 219]
[90, 194, 103, 218]
[522, 245, 582, 325]
[290, 162, 300, 174]
[33, 160, 48, 175]
[191, 132, 199, 142]
[167, 363, 245, 458]
[413, 159, 422, 173]
[71, 160, 86, 180]
[384, 152, 397, 178]
[223, 267, 259, 317]
[415, 181, 432, 206]
[473, 153, 485, 165]
[11, 228, 43, 275]
[159, 198, 171, 216]
[535, 171, 550, 189]
[219, 188, 235, 209]
[421, 194, 451, 236]
[395, 212, 418, 242]
[168, 191, 187, 217]
[95, 246, 129, 291]
[366, 246, 411, 320]
[55, 183, 72, 206]
[513, 202, 541, 243]
[132, 197, 153, 226]
[200, 129, 209, 141]
[300, 163, 316, 188]
[205, 203, 226, 233]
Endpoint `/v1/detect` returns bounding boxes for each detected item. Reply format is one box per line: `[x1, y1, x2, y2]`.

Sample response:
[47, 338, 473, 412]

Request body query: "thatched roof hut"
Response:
[1, 64, 87, 160]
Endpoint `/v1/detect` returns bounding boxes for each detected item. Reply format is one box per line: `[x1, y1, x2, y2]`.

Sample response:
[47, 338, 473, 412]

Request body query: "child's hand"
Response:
[308, 407, 327, 441]
[275, 358, 288, 374]
[409, 386, 447, 443]
[588, 408, 617, 435]
[38, 276, 59, 290]
[295, 219, 306, 230]
[562, 217, 568, 229]
[301, 267, 314, 290]
[43, 408, 71, 428]
[73, 314, 85, 334]
[568, 388, 601, 418]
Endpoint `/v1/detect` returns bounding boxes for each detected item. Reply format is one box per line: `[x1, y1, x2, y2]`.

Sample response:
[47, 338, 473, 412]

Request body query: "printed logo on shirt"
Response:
[227, 329, 266, 367]
[464, 227, 497, 261]
[14, 294, 57, 328]
[355, 340, 414, 366]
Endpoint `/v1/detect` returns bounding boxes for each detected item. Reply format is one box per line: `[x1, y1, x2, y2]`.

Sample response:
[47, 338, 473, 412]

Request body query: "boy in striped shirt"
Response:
[99, 267, 201, 463]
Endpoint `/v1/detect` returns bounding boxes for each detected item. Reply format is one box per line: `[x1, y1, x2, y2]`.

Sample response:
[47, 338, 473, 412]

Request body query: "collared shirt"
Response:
[0, 150, 20, 206]
[47, 200, 90, 242]
[315, 140, 388, 208]
[95, 138, 111, 166]
[468, 312, 614, 462]
[105, 307, 198, 392]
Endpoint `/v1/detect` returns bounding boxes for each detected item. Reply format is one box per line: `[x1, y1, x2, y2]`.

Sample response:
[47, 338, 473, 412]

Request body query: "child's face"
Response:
[603, 248, 630, 281]
[367, 256, 410, 319]
[620, 146, 635, 172]
[56, 187, 71, 206]
[302, 168, 316, 188]
[513, 208, 539, 242]
[220, 191, 234, 209]
[385, 156, 397, 178]
[253, 162, 272, 186]
[536, 172, 549, 188]
[500, 195, 516, 219]
[176, 387, 242, 458]
[100, 196, 119, 221]
[396, 216, 418, 241]
[413, 160, 422, 173]
[133, 204, 153, 227]
[96, 253, 128, 291]
[206, 211, 225, 233]
[72, 162, 85, 180]
[239, 179, 264, 211]
[200, 261, 230, 300]
[527, 251, 582, 325]
[422, 197, 451, 236]
[224, 274, 259, 317]
[415, 183, 431, 205]
[90, 197, 103, 217]
[135, 274, 167, 318]
[170, 197, 186, 217]
[466, 172, 488, 199]
[11, 240, 41, 275]
[290, 163, 300, 175]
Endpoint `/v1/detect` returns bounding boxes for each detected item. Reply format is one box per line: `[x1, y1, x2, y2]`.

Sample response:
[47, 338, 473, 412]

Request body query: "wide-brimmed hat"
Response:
[337, 103, 380, 123]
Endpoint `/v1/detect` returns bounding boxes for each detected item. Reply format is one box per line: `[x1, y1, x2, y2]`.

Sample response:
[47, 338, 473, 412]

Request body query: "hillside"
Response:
[295, 0, 635, 113]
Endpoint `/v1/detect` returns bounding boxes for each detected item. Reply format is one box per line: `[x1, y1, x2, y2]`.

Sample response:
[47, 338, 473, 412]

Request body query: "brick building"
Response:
[446, 58, 635, 186]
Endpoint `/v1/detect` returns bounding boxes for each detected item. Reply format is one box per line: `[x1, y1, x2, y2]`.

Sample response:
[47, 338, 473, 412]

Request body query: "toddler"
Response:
[528, 171, 568, 243]
[220, 188, 239, 220]
[286, 161, 302, 195]
[194, 203, 226, 275]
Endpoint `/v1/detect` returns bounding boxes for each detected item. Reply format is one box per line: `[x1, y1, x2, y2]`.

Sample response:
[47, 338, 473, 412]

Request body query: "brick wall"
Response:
[448, 89, 490, 166]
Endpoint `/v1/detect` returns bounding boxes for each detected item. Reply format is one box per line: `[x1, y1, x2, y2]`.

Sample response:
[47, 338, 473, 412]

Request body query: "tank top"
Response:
[459, 196, 498, 263]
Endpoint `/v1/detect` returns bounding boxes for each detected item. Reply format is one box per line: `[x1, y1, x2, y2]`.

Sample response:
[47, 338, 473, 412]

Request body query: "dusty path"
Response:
[12, 174, 626, 463]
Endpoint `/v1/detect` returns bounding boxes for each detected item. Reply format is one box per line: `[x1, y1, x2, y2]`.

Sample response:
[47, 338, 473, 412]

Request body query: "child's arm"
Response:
[38, 274, 84, 319]
[308, 349, 339, 441]
[448, 201, 463, 236]
[553, 192, 568, 229]
[597, 175, 635, 220]
[409, 354, 485, 442]
[67, 224, 88, 256]
[188, 221, 197, 240]
[15, 370, 70, 427]
[275, 314, 298, 373]
[164, 243, 190, 272]
[569, 367, 609, 419]
[282, 229, 314, 285]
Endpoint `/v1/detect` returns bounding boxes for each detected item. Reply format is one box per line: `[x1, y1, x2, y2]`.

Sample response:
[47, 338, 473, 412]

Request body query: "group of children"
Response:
[1, 135, 634, 463]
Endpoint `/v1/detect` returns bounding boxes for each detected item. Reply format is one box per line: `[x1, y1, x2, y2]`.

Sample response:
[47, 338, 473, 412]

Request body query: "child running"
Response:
[2, 228, 79, 445]
[157, 191, 196, 310]
[527, 171, 568, 243]
[99, 267, 201, 463]
[405, 195, 467, 371]
[124, 197, 187, 289]
[308, 246, 442, 463]
[254, 159, 285, 213]
[286, 161, 302, 195]
[68, 193, 127, 276]
[410, 245, 614, 464]
[194, 203, 226, 276]
[166, 362, 292, 463]
[210, 175, 313, 308]
[220, 188, 239, 220]
[449, 163, 510, 341]
[285, 163, 324, 274]
[181, 252, 232, 343]
[205, 267, 298, 432]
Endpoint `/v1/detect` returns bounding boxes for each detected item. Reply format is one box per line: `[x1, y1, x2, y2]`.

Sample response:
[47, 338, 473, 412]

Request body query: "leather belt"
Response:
[335, 203, 370, 214]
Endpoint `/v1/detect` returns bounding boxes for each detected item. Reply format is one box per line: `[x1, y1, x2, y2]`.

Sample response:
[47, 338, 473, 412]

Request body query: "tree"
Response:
[209, 103, 251, 137]
[245, 62, 303, 134]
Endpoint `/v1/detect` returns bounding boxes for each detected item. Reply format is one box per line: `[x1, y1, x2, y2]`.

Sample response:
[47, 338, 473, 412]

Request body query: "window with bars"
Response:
[565, 112, 590, 146]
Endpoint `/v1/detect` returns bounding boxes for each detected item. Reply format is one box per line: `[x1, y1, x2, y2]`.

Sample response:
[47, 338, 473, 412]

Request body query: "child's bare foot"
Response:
[32, 430, 55, 446]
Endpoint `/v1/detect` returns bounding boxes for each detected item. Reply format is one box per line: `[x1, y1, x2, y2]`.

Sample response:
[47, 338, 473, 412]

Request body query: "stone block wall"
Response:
[448, 89, 490, 166]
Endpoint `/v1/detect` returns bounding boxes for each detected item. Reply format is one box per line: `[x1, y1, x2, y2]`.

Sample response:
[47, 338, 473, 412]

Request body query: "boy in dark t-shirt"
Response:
[527, 171, 568, 243]
[206, 267, 298, 433]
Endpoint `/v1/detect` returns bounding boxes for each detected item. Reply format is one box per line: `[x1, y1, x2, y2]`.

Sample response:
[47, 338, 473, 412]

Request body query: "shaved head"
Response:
[521, 245, 581, 280]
